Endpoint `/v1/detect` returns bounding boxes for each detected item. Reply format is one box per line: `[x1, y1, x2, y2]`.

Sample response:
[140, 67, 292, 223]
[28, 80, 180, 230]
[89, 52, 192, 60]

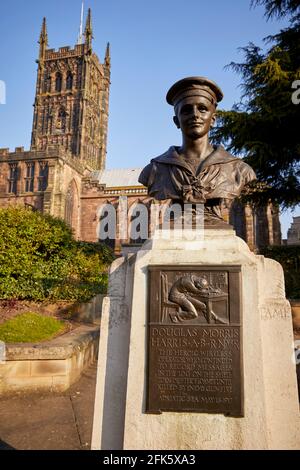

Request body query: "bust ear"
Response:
[210, 112, 217, 127]
[173, 115, 180, 129]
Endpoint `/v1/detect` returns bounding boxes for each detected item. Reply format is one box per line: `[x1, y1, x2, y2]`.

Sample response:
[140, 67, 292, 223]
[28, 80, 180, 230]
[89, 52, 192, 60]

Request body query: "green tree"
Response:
[211, 0, 300, 208]
[0, 206, 114, 301]
[252, 0, 300, 19]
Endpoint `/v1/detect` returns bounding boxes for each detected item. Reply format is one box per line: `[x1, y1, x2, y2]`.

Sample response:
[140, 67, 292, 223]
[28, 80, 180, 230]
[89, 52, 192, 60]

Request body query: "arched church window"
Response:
[56, 107, 67, 132]
[25, 162, 35, 192]
[66, 72, 73, 90]
[8, 163, 19, 194]
[38, 161, 49, 191]
[55, 72, 62, 92]
[45, 76, 51, 93]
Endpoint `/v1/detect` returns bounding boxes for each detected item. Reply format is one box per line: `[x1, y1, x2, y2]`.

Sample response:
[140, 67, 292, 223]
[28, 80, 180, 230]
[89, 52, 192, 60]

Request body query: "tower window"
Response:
[8, 163, 19, 194]
[55, 72, 62, 92]
[44, 75, 51, 93]
[38, 161, 49, 191]
[66, 72, 73, 90]
[56, 107, 67, 132]
[25, 162, 35, 192]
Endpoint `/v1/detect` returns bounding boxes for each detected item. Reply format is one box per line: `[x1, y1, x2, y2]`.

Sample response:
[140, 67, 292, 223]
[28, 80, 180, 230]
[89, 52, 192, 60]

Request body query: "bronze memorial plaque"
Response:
[146, 265, 243, 416]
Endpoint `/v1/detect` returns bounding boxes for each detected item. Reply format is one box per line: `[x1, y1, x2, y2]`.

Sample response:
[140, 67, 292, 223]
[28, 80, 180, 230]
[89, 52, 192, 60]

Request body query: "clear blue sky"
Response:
[0, 0, 298, 236]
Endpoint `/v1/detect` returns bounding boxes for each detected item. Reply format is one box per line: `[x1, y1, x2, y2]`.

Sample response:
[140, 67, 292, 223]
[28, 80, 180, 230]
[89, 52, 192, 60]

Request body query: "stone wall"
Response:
[0, 325, 99, 395]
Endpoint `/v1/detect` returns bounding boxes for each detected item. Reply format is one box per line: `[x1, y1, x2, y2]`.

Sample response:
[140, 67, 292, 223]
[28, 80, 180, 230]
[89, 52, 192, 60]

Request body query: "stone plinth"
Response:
[0, 325, 99, 395]
[92, 229, 300, 450]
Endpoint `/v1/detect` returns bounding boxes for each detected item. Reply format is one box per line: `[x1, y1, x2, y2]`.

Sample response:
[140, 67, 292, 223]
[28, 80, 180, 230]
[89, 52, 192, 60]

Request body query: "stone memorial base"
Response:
[92, 228, 300, 450]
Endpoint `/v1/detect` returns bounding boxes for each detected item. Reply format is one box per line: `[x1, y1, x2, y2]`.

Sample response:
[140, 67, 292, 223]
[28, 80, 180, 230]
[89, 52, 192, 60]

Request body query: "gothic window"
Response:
[38, 161, 49, 191]
[8, 163, 18, 194]
[56, 107, 67, 132]
[229, 200, 246, 241]
[44, 75, 51, 93]
[66, 72, 73, 90]
[25, 162, 35, 192]
[55, 72, 62, 92]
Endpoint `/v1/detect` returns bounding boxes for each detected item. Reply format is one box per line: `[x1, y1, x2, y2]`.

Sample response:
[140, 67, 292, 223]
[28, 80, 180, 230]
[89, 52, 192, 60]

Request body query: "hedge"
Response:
[0, 206, 114, 301]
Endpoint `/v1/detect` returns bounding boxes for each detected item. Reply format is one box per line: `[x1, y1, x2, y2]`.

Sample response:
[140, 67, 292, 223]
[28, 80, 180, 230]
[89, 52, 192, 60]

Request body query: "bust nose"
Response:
[191, 106, 200, 119]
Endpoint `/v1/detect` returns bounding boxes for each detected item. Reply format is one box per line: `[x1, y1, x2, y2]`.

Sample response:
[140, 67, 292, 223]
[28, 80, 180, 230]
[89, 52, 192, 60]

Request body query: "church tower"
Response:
[31, 9, 110, 170]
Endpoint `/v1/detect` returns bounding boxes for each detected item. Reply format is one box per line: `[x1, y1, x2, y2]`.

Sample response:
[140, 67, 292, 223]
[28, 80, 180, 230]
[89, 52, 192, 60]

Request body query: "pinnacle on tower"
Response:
[38, 17, 48, 59]
[105, 42, 110, 65]
[84, 8, 93, 52]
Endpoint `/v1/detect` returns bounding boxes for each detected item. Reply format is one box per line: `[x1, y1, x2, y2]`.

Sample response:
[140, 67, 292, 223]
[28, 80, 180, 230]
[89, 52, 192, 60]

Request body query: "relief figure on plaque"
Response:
[168, 274, 228, 324]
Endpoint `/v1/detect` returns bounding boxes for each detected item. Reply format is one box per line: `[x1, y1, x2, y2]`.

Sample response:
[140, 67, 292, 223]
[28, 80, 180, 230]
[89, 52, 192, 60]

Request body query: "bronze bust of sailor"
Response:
[139, 76, 256, 224]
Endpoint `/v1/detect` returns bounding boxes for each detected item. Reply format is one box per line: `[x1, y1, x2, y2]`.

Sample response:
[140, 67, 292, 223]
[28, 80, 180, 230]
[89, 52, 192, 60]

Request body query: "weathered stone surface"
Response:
[0, 325, 99, 395]
[92, 228, 300, 450]
[5, 324, 99, 360]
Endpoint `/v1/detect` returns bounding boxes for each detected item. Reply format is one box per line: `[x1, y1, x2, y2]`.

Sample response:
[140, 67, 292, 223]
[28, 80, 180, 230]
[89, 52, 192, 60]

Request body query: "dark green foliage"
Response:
[251, 0, 300, 19]
[211, 1, 300, 208]
[0, 207, 114, 301]
[261, 245, 300, 298]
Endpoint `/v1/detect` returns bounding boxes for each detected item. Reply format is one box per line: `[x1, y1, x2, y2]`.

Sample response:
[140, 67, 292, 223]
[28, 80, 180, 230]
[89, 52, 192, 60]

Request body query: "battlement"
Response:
[59, 46, 70, 53]
[45, 44, 85, 60]
[43, 46, 106, 71]
[0, 145, 87, 174]
[0, 145, 68, 159]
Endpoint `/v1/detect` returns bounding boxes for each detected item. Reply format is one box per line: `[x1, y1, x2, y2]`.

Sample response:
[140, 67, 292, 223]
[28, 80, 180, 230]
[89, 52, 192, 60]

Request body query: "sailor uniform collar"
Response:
[151, 145, 239, 175]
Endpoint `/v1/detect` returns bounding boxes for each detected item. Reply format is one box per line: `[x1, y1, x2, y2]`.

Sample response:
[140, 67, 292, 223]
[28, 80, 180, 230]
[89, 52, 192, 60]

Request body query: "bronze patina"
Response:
[139, 76, 256, 223]
[147, 266, 243, 416]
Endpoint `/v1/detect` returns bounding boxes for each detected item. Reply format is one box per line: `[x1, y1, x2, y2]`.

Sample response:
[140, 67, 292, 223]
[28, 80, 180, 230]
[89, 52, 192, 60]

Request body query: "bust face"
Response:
[174, 95, 216, 140]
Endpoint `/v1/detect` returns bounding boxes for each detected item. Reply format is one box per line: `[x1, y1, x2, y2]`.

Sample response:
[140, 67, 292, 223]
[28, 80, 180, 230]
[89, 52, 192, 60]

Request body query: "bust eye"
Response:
[181, 105, 193, 114]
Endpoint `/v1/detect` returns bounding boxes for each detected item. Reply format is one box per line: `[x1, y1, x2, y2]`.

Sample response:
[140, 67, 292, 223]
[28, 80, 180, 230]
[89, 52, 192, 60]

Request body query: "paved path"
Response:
[0, 361, 298, 450]
[0, 362, 97, 450]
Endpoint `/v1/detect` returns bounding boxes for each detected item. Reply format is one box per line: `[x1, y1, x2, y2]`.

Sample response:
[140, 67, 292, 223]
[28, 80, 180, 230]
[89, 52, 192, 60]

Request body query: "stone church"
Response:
[0, 10, 281, 254]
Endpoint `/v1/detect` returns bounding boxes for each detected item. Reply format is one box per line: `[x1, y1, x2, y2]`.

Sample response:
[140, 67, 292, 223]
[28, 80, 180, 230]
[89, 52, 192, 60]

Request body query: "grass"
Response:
[0, 312, 65, 343]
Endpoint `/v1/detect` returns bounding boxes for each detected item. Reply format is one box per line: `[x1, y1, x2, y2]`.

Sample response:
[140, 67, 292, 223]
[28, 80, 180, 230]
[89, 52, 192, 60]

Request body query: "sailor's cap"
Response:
[166, 76, 223, 107]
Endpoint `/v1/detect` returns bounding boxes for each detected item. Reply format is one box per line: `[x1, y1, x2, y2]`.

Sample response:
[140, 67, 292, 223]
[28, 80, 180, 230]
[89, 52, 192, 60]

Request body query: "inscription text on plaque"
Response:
[147, 266, 243, 416]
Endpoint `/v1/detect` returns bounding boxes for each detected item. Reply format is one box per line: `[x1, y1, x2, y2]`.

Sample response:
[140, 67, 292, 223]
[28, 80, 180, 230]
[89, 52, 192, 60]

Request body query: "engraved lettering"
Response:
[147, 267, 243, 415]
